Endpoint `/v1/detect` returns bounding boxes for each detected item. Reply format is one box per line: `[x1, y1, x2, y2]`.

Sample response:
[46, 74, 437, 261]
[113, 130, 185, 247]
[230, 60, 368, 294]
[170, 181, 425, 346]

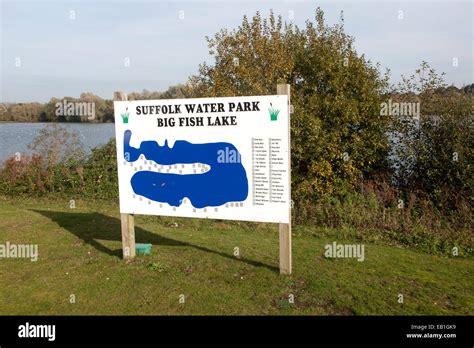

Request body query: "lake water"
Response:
[0, 122, 116, 163]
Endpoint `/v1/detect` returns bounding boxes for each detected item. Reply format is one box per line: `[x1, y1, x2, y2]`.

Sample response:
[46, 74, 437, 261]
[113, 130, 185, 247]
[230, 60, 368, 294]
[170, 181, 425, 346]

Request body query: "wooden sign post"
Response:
[277, 84, 292, 274]
[114, 91, 136, 260]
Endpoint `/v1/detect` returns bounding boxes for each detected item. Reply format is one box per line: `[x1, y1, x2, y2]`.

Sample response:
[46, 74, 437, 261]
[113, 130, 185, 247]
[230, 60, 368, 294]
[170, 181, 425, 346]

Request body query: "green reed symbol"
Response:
[121, 107, 130, 124]
[269, 103, 280, 121]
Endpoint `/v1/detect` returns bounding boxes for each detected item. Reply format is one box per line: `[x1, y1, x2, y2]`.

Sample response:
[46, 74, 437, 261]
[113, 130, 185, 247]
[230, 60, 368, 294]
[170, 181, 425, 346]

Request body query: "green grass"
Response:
[0, 196, 472, 315]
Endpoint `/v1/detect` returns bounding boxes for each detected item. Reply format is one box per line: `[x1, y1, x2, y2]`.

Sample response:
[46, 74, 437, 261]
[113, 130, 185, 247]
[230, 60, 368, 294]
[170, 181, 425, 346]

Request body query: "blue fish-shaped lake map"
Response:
[123, 130, 249, 208]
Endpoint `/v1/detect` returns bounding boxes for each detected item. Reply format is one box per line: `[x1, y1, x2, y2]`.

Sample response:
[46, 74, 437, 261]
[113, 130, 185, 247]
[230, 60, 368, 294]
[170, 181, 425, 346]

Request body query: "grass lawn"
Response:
[0, 196, 472, 315]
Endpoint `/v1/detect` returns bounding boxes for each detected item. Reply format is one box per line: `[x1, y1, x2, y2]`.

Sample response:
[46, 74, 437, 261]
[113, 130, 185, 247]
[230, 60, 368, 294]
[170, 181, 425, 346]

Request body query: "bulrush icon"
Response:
[268, 103, 280, 121]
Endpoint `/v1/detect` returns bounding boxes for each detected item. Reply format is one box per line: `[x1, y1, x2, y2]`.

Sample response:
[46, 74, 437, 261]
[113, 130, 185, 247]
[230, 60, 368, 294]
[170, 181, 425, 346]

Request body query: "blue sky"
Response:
[1, 0, 472, 102]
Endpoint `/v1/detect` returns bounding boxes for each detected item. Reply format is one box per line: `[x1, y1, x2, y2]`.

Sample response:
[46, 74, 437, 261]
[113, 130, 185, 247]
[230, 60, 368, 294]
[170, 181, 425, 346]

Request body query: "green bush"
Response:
[190, 9, 390, 211]
[389, 62, 473, 211]
[0, 125, 117, 200]
[81, 139, 118, 200]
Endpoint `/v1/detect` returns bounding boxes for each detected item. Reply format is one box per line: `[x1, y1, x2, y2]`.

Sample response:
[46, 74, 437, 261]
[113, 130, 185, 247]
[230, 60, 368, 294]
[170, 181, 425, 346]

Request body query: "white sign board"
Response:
[114, 95, 290, 223]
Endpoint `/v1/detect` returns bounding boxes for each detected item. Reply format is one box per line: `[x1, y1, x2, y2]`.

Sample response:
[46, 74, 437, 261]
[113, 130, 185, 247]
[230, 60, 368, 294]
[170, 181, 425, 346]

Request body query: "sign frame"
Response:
[113, 84, 292, 274]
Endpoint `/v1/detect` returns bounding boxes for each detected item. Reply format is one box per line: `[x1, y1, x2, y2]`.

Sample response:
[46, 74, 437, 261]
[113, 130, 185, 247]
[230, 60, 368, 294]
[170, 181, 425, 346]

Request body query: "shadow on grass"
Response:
[31, 210, 278, 272]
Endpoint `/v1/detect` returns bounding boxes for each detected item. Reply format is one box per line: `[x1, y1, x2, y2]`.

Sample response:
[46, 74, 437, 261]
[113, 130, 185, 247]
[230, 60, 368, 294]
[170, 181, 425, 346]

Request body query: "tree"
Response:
[159, 84, 195, 99]
[189, 9, 390, 216]
[390, 61, 473, 211]
[28, 124, 85, 166]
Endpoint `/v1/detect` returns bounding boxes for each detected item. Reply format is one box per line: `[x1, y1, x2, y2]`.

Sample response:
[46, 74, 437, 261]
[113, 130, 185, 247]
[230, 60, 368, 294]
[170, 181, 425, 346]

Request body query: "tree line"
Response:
[0, 85, 198, 123]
